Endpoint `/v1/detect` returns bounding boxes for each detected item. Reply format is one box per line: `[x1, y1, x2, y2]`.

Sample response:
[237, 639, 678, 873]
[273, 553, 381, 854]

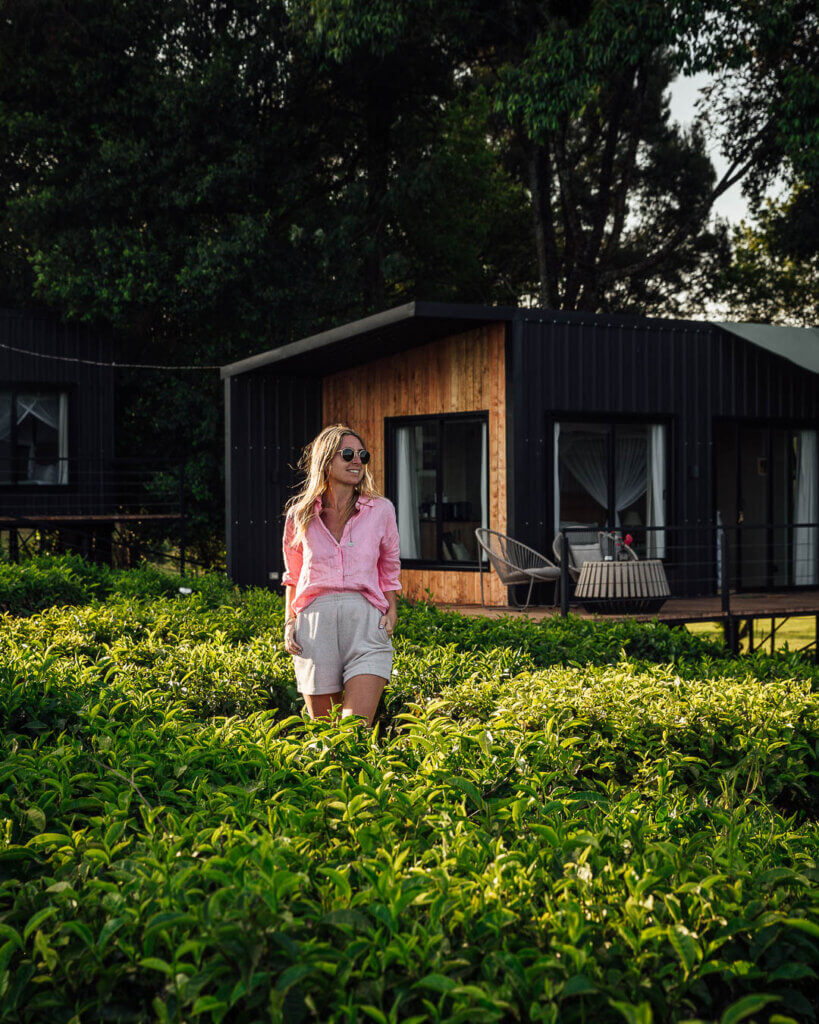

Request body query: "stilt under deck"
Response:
[442, 590, 819, 661]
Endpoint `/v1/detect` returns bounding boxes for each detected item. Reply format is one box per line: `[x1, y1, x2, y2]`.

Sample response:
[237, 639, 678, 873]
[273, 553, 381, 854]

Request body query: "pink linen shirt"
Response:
[282, 495, 401, 617]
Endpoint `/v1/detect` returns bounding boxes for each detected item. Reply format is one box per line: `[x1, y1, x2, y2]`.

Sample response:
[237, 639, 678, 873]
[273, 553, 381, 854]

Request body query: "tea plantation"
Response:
[1, 556, 817, 1024]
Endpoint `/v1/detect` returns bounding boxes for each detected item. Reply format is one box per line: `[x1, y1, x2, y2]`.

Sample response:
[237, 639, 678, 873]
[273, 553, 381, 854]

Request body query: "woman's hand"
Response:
[283, 617, 302, 656]
[378, 608, 397, 637]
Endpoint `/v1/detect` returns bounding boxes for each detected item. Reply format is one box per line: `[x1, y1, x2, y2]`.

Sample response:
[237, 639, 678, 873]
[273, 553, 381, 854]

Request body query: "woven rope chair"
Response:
[475, 528, 560, 609]
[553, 530, 639, 582]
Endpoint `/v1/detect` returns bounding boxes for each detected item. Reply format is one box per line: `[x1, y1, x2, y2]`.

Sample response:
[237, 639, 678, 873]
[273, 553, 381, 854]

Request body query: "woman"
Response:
[282, 424, 401, 725]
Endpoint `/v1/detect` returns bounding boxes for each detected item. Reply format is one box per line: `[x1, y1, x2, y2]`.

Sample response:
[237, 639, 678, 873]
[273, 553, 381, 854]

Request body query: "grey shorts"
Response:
[292, 591, 393, 695]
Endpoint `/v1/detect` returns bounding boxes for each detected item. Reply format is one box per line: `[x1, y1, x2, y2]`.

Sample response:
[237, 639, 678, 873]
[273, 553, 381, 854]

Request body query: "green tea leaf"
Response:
[719, 995, 779, 1024]
[414, 973, 456, 994]
[563, 974, 597, 997]
[782, 917, 819, 939]
[23, 907, 58, 941]
[139, 957, 174, 976]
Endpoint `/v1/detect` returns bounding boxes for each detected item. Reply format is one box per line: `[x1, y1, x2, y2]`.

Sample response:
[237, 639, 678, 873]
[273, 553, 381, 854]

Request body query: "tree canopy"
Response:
[0, 0, 815, 553]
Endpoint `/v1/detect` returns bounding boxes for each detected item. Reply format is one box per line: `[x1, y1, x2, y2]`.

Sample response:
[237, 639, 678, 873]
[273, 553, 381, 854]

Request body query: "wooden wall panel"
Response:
[323, 323, 508, 606]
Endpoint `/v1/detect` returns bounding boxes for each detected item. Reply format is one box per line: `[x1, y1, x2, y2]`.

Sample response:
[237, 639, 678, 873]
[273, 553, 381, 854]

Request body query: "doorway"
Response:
[714, 422, 818, 588]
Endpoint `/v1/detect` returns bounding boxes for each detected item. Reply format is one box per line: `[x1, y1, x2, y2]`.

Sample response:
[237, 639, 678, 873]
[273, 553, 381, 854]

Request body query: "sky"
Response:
[666, 72, 752, 225]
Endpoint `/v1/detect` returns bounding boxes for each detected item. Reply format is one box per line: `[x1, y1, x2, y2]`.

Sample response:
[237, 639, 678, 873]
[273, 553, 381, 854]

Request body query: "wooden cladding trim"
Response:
[323, 323, 508, 606]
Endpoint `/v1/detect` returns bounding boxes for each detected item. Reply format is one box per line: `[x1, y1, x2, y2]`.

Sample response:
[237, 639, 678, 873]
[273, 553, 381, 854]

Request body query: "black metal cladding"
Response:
[225, 371, 321, 588]
[508, 315, 819, 597]
[0, 309, 115, 518]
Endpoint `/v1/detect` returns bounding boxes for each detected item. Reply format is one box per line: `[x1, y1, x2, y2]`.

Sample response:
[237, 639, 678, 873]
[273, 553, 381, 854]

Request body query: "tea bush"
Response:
[0, 558, 817, 1023]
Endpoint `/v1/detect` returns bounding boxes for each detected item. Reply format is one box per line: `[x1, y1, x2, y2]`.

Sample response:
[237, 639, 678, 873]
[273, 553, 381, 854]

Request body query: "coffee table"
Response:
[574, 558, 670, 614]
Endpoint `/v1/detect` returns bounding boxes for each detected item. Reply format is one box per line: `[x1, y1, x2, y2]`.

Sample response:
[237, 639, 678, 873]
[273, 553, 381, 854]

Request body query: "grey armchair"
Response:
[475, 528, 561, 609]
[553, 530, 638, 582]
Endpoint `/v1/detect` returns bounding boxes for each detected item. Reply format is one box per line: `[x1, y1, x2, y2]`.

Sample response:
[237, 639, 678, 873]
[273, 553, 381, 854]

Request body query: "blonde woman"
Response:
[282, 424, 401, 724]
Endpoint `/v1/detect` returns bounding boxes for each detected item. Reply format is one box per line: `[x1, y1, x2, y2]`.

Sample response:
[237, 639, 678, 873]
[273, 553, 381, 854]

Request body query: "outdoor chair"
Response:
[475, 528, 561, 609]
[553, 530, 638, 582]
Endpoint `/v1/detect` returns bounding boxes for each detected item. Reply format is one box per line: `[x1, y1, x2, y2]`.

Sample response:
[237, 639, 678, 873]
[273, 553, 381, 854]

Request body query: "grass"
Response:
[687, 616, 817, 656]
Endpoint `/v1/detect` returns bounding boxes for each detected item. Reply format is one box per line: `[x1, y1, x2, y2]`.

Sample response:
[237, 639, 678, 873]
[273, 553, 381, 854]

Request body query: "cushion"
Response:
[569, 542, 603, 567]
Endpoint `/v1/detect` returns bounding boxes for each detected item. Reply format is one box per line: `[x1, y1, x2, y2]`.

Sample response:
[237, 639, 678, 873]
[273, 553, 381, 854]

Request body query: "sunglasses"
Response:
[338, 447, 370, 464]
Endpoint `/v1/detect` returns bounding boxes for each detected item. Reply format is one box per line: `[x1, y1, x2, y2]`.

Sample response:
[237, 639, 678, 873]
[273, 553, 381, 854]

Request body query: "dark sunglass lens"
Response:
[359, 450, 370, 464]
[340, 448, 354, 461]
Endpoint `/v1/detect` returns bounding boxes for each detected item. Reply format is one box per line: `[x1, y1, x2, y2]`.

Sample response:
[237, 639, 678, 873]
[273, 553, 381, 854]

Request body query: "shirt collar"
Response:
[314, 494, 374, 512]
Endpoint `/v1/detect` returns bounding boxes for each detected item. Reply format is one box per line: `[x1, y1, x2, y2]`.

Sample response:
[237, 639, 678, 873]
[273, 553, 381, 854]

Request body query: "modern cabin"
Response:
[0, 309, 189, 564]
[1, 309, 116, 554]
[221, 302, 819, 606]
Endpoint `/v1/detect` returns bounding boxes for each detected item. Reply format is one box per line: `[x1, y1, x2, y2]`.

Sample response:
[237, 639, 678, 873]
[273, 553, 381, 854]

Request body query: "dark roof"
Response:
[220, 301, 515, 378]
[220, 300, 817, 378]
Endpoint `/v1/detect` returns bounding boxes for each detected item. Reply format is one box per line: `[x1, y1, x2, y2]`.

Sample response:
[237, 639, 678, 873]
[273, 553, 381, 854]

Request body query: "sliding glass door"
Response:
[554, 420, 667, 558]
[715, 422, 818, 587]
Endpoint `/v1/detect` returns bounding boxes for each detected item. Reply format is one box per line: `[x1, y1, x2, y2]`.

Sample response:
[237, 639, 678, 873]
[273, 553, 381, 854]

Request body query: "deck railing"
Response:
[557, 521, 819, 613]
[0, 457, 189, 572]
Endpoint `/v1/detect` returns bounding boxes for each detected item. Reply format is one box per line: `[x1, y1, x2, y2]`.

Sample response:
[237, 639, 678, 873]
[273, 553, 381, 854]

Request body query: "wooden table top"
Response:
[575, 558, 670, 607]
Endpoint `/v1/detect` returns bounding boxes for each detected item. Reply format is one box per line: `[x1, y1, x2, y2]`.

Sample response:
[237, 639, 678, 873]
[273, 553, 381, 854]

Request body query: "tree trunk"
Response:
[363, 68, 390, 311]
[526, 139, 561, 308]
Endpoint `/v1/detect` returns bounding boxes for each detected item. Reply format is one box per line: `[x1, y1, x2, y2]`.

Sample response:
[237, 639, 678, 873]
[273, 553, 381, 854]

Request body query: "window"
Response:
[389, 413, 488, 565]
[554, 420, 667, 558]
[0, 390, 69, 485]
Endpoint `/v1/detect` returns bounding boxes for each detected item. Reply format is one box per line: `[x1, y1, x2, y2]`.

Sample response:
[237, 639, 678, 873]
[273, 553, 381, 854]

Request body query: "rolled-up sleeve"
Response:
[281, 514, 303, 587]
[377, 501, 402, 592]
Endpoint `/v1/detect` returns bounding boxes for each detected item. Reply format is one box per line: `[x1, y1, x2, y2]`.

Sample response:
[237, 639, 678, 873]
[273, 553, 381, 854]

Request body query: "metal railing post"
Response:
[560, 532, 570, 617]
[719, 524, 737, 654]
[178, 460, 186, 577]
[720, 524, 730, 617]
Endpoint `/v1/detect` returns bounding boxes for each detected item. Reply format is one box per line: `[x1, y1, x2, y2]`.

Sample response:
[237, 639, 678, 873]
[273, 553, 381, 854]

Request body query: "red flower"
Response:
[625, 534, 633, 546]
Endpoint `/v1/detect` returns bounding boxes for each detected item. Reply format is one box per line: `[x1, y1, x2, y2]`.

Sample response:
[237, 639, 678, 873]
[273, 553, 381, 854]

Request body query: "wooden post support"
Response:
[815, 615, 818, 666]
[560, 533, 570, 618]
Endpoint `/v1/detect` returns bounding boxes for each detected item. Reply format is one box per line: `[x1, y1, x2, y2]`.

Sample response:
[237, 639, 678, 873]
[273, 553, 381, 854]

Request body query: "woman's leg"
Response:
[303, 691, 344, 720]
[342, 674, 387, 726]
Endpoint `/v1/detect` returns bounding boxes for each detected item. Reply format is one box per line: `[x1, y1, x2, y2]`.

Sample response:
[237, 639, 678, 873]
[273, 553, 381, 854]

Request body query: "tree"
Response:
[0, 0, 531, 555]
[459, 0, 776, 312]
[694, 189, 818, 326]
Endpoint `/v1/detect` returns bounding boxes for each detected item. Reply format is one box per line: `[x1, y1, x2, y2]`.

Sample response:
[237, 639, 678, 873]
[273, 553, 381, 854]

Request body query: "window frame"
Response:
[385, 410, 490, 570]
[550, 413, 673, 539]
[0, 385, 72, 487]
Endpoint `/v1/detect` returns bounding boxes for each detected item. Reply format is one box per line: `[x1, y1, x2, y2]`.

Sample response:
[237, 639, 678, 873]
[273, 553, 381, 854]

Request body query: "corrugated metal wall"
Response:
[508, 314, 819, 595]
[225, 371, 321, 587]
[0, 309, 115, 518]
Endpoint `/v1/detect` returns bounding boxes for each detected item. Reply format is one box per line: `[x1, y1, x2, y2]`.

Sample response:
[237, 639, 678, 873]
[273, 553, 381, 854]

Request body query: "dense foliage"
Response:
[1, 1, 816, 552]
[0, 557, 817, 1022]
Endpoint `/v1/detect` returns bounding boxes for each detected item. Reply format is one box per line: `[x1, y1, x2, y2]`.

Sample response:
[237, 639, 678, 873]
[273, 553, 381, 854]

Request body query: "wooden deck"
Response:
[444, 590, 819, 625]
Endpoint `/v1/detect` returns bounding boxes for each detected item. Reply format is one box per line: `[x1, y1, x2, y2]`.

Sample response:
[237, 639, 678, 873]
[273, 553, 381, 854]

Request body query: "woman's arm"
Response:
[380, 589, 399, 635]
[378, 502, 401, 636]
[283, 585, 302, 654]
[282, 515, 303, 655]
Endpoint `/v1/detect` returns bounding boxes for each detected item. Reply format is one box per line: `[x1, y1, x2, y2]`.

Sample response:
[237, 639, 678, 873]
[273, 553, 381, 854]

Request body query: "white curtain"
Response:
[794, 429, 818, 585]
[553, 422, 561, 531]
[17, 393, 68, 484]
[57, 393, 69, 483]
[716, 508, 723, 590]
[480, 421, 488, 559]
[646, 424, 666, 557]
[614, 437, 648, 520]
[396, 426, 421, 558]
[563, 434, 608, 513]
[562, 430, 648, 526]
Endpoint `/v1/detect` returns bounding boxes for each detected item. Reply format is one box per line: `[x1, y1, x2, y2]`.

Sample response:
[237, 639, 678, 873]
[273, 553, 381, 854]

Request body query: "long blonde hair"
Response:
[285, 424, 382, 544]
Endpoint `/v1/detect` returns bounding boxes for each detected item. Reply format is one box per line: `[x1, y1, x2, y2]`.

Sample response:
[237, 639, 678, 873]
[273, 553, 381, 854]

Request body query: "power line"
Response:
[0, 339, 220, 370]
